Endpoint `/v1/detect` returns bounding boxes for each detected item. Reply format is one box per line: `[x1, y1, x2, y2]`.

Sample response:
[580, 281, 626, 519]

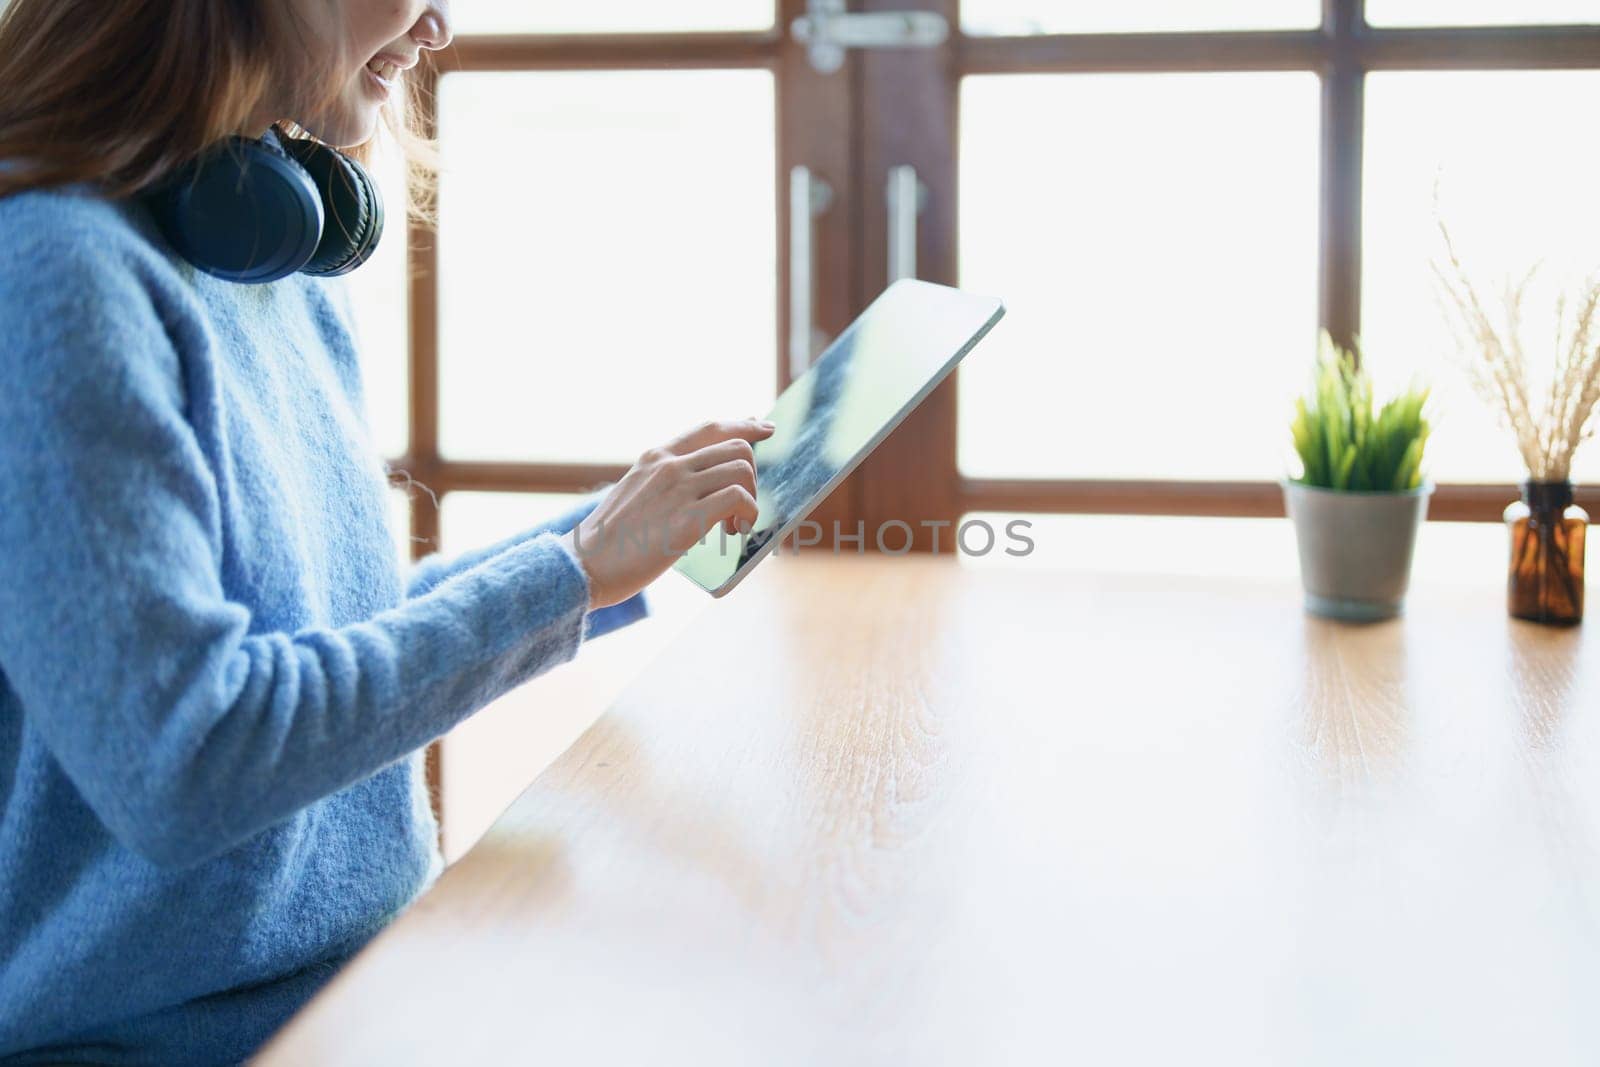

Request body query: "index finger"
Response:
[666, 417, 777, 456]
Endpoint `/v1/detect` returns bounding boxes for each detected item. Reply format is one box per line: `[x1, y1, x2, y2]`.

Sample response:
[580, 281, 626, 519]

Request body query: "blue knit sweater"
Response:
[0, 185, 647, 1063]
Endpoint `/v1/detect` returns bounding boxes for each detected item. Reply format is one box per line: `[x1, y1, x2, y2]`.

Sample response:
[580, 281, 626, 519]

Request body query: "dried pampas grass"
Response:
[1433, 216, 1600, 482]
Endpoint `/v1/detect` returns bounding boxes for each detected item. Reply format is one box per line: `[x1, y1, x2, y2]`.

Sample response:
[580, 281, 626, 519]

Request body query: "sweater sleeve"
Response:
[402, 488, 650, 640]
[0, 226, 594, 870]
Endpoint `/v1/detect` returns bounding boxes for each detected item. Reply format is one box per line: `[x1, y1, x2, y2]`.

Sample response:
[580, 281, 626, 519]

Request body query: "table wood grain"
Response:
[258, 553, 1600, 1065]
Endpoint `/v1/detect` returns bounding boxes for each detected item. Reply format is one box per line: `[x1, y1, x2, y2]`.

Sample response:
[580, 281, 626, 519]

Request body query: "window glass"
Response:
[453, 0, 774, 36]
[958, 73, 1321, 481]
[962, 0, 1318, 35]
[439, 490, 588, 550]
[345, 136, 410, 460]
[1361, 71, 1600, 485]
[436, 71, 778, 465]
[388, 487, 413, 566]
[1366, 0, 1598, 27]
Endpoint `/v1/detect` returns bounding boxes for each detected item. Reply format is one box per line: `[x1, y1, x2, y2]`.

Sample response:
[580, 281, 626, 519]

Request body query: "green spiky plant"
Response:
[1291, 334, 1432, 492]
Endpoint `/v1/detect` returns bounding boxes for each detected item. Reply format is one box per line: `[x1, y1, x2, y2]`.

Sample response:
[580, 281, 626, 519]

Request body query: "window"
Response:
[948, 0, 1600, 521]
[345, 1, 1600, 843]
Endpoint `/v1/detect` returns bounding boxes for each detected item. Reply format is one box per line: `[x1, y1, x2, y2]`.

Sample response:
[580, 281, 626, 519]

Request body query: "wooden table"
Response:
[259, 553, 1600, 1065]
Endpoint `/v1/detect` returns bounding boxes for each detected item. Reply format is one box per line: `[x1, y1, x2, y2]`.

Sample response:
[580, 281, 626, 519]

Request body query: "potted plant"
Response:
[1284, 334, 1433, 621]
[1433, 218, 1600, 626]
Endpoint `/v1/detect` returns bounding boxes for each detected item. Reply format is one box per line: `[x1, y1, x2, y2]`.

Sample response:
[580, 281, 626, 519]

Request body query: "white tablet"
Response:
[675, 279, 1006, 597]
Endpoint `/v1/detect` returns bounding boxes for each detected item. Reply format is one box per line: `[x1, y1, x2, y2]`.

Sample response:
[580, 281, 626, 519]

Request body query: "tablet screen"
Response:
[675, 279, 1005, 596]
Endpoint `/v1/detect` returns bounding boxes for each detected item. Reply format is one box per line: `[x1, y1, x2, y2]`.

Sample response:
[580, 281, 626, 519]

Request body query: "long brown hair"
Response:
[0, 0, 434, 209]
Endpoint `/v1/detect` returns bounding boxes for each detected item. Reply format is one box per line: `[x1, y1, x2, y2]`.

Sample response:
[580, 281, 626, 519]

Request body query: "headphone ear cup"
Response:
[144, 137, 325, 284]
[279, 138, 386, 278]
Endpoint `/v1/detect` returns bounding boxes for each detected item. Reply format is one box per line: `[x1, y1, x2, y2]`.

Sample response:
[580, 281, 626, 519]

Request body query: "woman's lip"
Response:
[372, 52, 417, 72]
[363, 66, 396, 98]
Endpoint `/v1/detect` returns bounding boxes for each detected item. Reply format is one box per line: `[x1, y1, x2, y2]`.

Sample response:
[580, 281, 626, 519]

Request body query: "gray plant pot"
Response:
[1283, 480, 1433, 622]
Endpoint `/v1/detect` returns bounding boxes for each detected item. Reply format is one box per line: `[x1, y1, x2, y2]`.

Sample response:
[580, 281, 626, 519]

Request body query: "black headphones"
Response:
[143, 125, 384, 285]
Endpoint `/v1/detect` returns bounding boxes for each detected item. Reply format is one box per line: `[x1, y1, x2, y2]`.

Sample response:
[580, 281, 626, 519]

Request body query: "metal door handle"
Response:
[789, 164, 833, 382]
[887, 164, 926, 285]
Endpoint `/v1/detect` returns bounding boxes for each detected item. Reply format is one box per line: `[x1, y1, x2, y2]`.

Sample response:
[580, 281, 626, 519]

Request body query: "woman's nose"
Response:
[412, 3, 452, 51]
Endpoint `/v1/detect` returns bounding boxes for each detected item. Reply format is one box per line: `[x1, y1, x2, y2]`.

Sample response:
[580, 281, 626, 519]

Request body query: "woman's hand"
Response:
[560, 418, 776, 609]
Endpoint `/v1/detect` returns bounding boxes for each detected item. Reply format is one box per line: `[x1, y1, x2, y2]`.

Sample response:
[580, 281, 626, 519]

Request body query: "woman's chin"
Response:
[294, 105, 381, 150]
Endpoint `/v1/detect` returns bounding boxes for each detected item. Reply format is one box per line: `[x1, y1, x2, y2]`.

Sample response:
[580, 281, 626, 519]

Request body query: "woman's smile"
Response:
[303, 2, 450, 146]
[361, 53, 411, 103]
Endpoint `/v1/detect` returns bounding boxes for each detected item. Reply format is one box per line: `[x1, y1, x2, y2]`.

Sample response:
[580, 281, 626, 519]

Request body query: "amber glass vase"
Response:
[1505, 481, 1587, 625]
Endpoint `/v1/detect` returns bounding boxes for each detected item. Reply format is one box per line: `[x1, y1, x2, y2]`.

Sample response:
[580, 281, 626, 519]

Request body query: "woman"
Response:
[0, 1, 770, 1061]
